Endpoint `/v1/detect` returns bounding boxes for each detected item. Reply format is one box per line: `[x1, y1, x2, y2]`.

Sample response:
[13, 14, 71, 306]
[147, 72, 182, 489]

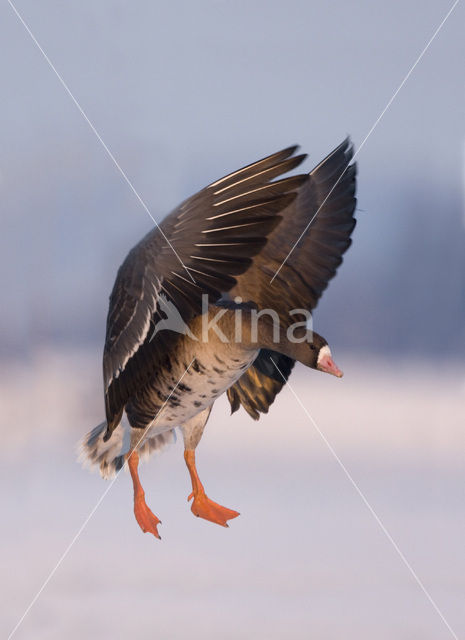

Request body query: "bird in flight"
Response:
[80, 139, 357, 539]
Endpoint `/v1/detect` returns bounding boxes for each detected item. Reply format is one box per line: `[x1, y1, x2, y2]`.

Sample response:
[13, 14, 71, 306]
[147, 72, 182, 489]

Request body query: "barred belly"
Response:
[125, 337, 259, 434]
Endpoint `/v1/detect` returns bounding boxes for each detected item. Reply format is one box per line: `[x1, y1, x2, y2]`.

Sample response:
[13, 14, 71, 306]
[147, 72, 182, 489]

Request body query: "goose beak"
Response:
[317, 354, 343, 378]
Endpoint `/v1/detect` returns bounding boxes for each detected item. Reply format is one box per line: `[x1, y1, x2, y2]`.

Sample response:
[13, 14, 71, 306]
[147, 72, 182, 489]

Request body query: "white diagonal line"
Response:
[270, 0, 460, 284]
[270, 357, 459, 640]
[7, 358, 196, 640]
[6, 0, 195, 283]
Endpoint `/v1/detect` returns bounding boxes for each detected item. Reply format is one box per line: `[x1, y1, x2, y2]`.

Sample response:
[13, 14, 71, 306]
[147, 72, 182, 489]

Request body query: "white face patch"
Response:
[317, 344, 332, 366]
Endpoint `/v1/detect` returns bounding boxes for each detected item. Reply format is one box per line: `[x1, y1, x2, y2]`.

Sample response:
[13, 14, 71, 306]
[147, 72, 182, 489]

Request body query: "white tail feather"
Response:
[78, 420, 176, 479]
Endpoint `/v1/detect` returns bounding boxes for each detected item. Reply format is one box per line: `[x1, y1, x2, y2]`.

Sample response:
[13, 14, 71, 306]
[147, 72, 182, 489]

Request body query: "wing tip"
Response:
[310, 136, 356, 176]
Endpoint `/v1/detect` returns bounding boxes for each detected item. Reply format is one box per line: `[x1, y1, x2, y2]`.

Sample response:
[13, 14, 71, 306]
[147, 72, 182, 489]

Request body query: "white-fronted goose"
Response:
[80, 139, 357, 538]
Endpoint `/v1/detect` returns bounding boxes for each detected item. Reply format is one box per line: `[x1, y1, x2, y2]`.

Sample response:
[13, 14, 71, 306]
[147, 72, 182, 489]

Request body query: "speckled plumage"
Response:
[79, 139, 357, 536]
[125, 310, 259, 432]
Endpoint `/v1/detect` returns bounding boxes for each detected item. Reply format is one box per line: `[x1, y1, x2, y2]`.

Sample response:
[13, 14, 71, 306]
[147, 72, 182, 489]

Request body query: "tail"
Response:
[78, 420, 176, 479]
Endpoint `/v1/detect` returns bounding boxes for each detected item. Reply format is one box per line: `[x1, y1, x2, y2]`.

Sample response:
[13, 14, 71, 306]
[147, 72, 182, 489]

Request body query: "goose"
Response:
[80, 138, 357, 539]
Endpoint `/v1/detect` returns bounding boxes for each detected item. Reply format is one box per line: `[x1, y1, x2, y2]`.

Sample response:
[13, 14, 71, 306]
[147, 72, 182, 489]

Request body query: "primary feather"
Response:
[227, 139, 357, 418]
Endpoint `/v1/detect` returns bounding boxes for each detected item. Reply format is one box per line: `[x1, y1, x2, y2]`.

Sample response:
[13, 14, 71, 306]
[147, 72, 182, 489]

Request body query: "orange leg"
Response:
[126, 450, 161, 539]
[184, 450, 240, 527]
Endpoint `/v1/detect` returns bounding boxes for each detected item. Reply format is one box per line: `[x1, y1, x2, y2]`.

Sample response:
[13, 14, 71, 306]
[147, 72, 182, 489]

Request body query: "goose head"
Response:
[297, 332, 343, 378]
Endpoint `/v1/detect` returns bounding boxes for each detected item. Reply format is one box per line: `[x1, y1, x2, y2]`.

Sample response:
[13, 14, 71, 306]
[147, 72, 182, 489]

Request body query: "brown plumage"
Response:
[103, 146, 309, 438]
[227, 138, 356, 419]
[79, 138, 357, 539]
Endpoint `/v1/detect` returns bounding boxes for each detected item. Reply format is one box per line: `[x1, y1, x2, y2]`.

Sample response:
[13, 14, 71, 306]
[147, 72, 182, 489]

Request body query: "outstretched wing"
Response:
[230, 138, 357, 322]
[103, 146, 309, 434]
[227, 138, 357, 418]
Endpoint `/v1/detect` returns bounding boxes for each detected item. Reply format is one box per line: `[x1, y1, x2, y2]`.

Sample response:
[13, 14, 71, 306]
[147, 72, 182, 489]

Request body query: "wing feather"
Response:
[227, 350, 295, 420]
[103, 147, 308, 433]
[231, 137, 357, 324]
[228, 138, 357, 418]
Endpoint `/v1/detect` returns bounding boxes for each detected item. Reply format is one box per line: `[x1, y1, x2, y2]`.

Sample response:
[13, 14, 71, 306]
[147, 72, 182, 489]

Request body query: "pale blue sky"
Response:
[1, 0, 464, 355]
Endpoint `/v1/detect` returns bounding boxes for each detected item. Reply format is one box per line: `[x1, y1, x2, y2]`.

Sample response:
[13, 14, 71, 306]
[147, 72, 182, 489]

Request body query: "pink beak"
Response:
[317, 354, 343, 378]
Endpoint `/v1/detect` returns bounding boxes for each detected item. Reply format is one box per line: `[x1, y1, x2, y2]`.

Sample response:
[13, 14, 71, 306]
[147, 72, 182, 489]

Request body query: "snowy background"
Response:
[1, 1, 464, 638]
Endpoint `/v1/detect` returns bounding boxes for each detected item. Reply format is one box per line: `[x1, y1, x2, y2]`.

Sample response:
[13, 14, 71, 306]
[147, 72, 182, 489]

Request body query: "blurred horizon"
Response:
[1, 0, 464, 359]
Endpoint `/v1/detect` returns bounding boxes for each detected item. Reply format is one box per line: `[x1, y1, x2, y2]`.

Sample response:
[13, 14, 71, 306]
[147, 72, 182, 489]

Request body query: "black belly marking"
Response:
[212, 366, 225, 375]
[193, 401, 202, 407]
[163, 356, 172, 372]
[192, 359, 206, 374]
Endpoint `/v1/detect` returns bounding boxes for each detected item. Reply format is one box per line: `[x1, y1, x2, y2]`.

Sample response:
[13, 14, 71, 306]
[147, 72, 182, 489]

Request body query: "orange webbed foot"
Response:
[188, 491, 240, 527]
[134, 496, 162, 539]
